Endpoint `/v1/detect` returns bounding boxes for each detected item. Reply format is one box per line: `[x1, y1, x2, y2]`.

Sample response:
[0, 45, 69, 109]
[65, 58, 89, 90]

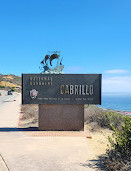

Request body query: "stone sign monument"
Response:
[22, 52, 102, 131]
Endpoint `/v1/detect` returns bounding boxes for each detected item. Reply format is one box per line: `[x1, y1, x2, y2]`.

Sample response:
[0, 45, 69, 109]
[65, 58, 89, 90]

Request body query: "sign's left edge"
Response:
[22, 74, 24, 105]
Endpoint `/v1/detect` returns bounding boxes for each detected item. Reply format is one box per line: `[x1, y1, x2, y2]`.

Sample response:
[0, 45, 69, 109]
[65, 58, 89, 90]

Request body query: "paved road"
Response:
[0, 91, 19, 127]
[0, 93, 99, 171]
[0, 90, 17, 107]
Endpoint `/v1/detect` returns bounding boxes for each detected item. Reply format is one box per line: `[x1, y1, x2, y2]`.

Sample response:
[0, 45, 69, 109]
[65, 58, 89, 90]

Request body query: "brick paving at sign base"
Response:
[25, 130, 92, 138]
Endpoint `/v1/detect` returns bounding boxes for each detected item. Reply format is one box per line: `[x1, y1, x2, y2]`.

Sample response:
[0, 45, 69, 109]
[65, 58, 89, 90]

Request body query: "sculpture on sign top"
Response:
[40, 51, 64, 74]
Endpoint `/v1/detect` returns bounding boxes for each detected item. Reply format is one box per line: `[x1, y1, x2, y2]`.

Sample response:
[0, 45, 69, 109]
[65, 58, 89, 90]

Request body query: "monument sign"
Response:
[22, 52, 102, 131]
[22, 74, 101, 105]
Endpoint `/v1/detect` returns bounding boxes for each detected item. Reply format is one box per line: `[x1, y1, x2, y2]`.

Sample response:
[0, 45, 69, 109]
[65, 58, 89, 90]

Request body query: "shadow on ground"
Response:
[0, 127, 39, 132]
[79, 156, 106, 171]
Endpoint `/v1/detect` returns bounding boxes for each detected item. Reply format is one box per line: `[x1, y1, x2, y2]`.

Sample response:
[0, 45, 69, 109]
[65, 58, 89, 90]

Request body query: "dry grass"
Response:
[0, 74, 21, 88]
[0, 81, 21, 88]
[19, 104, 103, 129]
[84, 105, 105, 131]
[19, 104, 38, 128]
[3, 75, 13, 79]
[103, 156, 131, 171]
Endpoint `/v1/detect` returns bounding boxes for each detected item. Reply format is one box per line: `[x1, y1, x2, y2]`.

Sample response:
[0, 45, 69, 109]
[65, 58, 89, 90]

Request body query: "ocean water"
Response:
[98, 92, 131, 112]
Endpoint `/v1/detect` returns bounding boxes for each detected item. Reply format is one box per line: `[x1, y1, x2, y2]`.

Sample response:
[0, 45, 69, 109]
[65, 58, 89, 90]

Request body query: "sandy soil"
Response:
[87, 129, 112, 159]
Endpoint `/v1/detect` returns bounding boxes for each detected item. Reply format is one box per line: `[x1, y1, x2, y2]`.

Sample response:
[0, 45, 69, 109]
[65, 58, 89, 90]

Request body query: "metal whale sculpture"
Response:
[40, 52, 64, 74]
[50, 54, 59, 66]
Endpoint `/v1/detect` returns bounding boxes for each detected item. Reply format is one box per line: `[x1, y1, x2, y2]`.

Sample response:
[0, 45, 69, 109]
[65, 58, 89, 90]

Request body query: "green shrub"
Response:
[93, 111, 123, 129]
[97, 112, 110, 127]
[11, 87, 15, 92]
[87, 109, 131, 170]
[0, 85, 5, 88]
[107, 112, 123, 129]
[108, 115, 131, 158]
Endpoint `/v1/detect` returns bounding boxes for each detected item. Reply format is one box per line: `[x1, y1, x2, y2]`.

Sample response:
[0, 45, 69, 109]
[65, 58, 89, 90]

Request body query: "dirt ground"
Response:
[87, 128, 112, 159]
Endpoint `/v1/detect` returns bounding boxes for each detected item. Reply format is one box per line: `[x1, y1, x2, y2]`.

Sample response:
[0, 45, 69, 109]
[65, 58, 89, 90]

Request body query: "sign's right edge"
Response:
[99, 74, 102, 105]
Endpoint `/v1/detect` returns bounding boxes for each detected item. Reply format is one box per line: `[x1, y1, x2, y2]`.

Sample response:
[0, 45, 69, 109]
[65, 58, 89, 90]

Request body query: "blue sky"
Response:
[0, 0, 131, 92]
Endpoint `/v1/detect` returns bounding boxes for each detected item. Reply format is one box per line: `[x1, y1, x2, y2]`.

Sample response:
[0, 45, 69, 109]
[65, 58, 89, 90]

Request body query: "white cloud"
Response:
[105, 69, 128, 74]
[102, 76, 131, 92]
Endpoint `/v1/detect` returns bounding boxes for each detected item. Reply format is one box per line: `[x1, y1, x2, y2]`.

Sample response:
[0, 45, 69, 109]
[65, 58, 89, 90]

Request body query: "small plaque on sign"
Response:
[22, 74, 101, 105]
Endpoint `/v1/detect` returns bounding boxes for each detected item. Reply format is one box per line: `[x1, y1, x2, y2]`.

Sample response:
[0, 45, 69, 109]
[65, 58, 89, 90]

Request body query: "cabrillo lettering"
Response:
[60, 85, 93, 95]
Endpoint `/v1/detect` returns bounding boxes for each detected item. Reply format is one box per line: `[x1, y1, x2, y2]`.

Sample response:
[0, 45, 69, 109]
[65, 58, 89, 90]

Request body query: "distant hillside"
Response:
[0, 74, 21, 88]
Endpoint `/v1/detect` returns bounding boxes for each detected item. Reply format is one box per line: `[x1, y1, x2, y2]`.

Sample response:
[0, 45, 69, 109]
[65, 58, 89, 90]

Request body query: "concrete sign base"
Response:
[39, 104, 84, 131]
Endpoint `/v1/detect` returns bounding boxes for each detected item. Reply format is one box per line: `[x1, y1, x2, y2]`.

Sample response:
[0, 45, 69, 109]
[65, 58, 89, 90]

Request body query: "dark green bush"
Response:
[108, 115, 131, 158]
[97, 112, 110, 127]
[93, 111, 123, 129]
[86, 108, 131, 170]
[11, 87, 15, 92]
[107, 112, 123, 129]
[12, 87, 15, 89]
[0, 85, 5, 88]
